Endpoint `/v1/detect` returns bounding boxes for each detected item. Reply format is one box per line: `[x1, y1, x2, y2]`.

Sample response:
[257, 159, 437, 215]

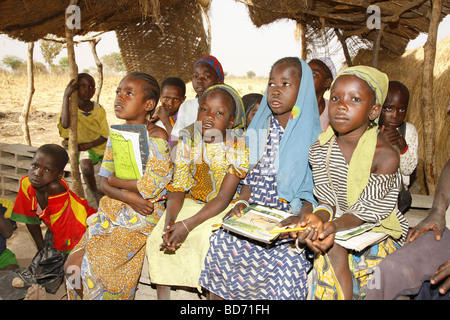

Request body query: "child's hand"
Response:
[308, 221, 336, 253]
[379, 125, 406, 151]
[277, 215, 301, 239]
[64, 79, 78, 97]
[157, 105, 171, 123]
[224, 202, 247, 220]
[295, 213, 324, 245]
[430, 260, 450, 297]
[125, 192, 154, 216]
[161, 220, 190, 252]
[160, 220, 175, 250]
[107, 173, 119, 188]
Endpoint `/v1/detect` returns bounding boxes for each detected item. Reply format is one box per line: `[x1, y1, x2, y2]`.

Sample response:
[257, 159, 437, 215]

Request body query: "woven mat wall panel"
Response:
[116, 0, 209, 84]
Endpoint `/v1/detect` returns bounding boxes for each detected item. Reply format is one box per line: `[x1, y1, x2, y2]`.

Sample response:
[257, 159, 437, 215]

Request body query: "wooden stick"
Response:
[65, 0, 85, 198]
[20, 42, 35, 146]
[420, 0, 442, 195]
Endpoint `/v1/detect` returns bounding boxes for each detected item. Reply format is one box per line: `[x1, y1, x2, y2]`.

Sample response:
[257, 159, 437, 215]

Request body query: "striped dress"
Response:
[199, 117, 312, 300]
[309, 138, 408, 245]
[308, 138, 409, 300]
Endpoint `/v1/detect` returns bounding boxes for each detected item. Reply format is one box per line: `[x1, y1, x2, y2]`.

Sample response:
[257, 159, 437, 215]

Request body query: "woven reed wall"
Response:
[115, 0, 209, 84]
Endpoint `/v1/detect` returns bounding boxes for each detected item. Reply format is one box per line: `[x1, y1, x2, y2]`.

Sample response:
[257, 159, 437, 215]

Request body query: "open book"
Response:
[335, 224, 387, 251]
[222, 204, 294, 244]
[109, 125, 149, 179]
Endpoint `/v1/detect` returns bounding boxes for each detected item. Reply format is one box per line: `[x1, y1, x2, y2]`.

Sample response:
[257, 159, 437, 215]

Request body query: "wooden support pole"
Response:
[420, 0, 442, 195]
[65, 0, 85, 198]
[334, 28, 353, 67]
[89, 38, 103, 105]
[20, 42, 35, 146]
[372, 23, 385, 69]
[300, 22, 307, 61]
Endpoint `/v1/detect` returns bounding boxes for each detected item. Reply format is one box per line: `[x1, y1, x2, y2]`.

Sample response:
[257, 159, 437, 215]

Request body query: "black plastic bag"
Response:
[28, 229, 66, 294]
[398, 185, 412, 214]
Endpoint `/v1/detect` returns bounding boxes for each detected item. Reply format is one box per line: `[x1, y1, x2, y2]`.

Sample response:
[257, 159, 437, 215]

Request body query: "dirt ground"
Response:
[0, 72, 268, 147]
[4, 222, 204, 300]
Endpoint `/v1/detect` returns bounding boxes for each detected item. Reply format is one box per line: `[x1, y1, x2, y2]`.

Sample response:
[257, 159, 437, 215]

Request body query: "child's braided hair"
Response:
[126, 71, 160, 120]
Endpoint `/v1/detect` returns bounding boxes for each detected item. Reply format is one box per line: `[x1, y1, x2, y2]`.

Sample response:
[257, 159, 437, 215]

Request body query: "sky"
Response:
[1, 0, 449, 77]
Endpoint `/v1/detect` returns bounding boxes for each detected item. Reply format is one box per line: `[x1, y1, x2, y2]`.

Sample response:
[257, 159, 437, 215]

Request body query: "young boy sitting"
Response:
[151, 77, 186, 148]
[170, 56, 225, 142]
[58, 73, 109, 207]
[378, 81, 418, 213]
[10, 144, 96, 255]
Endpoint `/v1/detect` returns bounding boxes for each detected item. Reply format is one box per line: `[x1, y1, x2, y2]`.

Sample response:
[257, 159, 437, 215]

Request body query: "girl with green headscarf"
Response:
[299, 66, 409, 300]
[146, 84, 248, 299]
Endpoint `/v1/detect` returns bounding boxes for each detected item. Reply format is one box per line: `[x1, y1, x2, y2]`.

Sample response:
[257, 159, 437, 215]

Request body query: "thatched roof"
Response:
[352, 36, 450, 194]
[239, 0, 450, 57]
[0, 0, 210, 83]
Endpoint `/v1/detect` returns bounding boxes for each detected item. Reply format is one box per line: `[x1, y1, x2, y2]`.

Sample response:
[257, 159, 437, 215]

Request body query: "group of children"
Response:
[2, 52, 448, 301]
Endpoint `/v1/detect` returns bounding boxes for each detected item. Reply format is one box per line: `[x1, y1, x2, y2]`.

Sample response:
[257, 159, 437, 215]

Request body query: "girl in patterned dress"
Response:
[146, 84, 248, 299]
[64, 72, 173, 300]
[199, 57, 322, 300]
[298, 66, 409, 300]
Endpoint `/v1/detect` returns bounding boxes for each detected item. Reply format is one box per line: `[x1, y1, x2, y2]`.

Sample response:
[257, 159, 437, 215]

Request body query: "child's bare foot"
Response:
[24, 284, 47, 300]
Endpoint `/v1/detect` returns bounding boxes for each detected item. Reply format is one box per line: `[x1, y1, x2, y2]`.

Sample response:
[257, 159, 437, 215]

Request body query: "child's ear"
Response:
[369, 104, 382, 121]
[227, 117, 235, 129]
[145, 99, 156, 112]
[57, 170, 64, 180]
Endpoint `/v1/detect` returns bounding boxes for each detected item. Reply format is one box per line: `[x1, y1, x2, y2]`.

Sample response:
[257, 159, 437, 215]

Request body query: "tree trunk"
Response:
[89, 38, 103, 105]
[20, 42, 34, 146]
[420, 0, 442, 195]
[65, 0, 85, 198]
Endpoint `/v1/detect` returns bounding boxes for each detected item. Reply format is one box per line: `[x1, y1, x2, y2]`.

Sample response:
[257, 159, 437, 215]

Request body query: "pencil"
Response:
[269, 226, 308, 234]
[150, 195, 167, 203]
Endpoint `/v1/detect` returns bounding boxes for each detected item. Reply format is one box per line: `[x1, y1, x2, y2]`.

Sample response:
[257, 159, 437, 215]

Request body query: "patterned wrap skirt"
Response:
[199, 116, 312, 300]
[199, 229, 311, 300]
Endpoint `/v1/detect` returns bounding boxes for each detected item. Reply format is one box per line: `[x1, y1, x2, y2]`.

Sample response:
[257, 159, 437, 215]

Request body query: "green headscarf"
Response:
[201, 84, 246, 130]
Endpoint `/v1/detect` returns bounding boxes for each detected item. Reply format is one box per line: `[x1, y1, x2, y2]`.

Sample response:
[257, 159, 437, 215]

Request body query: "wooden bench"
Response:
[405, 194, 450, 229]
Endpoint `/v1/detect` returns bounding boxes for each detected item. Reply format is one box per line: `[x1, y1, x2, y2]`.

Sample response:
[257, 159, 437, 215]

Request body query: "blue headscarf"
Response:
[245, 58, 322, 214]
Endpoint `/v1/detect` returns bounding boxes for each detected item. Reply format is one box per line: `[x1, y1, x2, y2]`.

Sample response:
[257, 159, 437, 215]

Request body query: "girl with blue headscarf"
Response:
[199, 57, 322, 300]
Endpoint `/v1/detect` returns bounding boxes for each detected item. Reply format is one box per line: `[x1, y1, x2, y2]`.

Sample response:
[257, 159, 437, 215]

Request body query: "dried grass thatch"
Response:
[0, 0, 210, 83]
[239, 0, 450, 57]
[353, 36, 450, 194]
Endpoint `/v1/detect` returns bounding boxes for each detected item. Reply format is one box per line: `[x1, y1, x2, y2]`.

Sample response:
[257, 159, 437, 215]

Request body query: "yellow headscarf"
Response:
[318, 66, 402, 238]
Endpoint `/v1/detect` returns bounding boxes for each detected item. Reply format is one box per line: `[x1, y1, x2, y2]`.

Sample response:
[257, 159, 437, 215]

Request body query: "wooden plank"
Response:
[410, 194, 434, 209]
